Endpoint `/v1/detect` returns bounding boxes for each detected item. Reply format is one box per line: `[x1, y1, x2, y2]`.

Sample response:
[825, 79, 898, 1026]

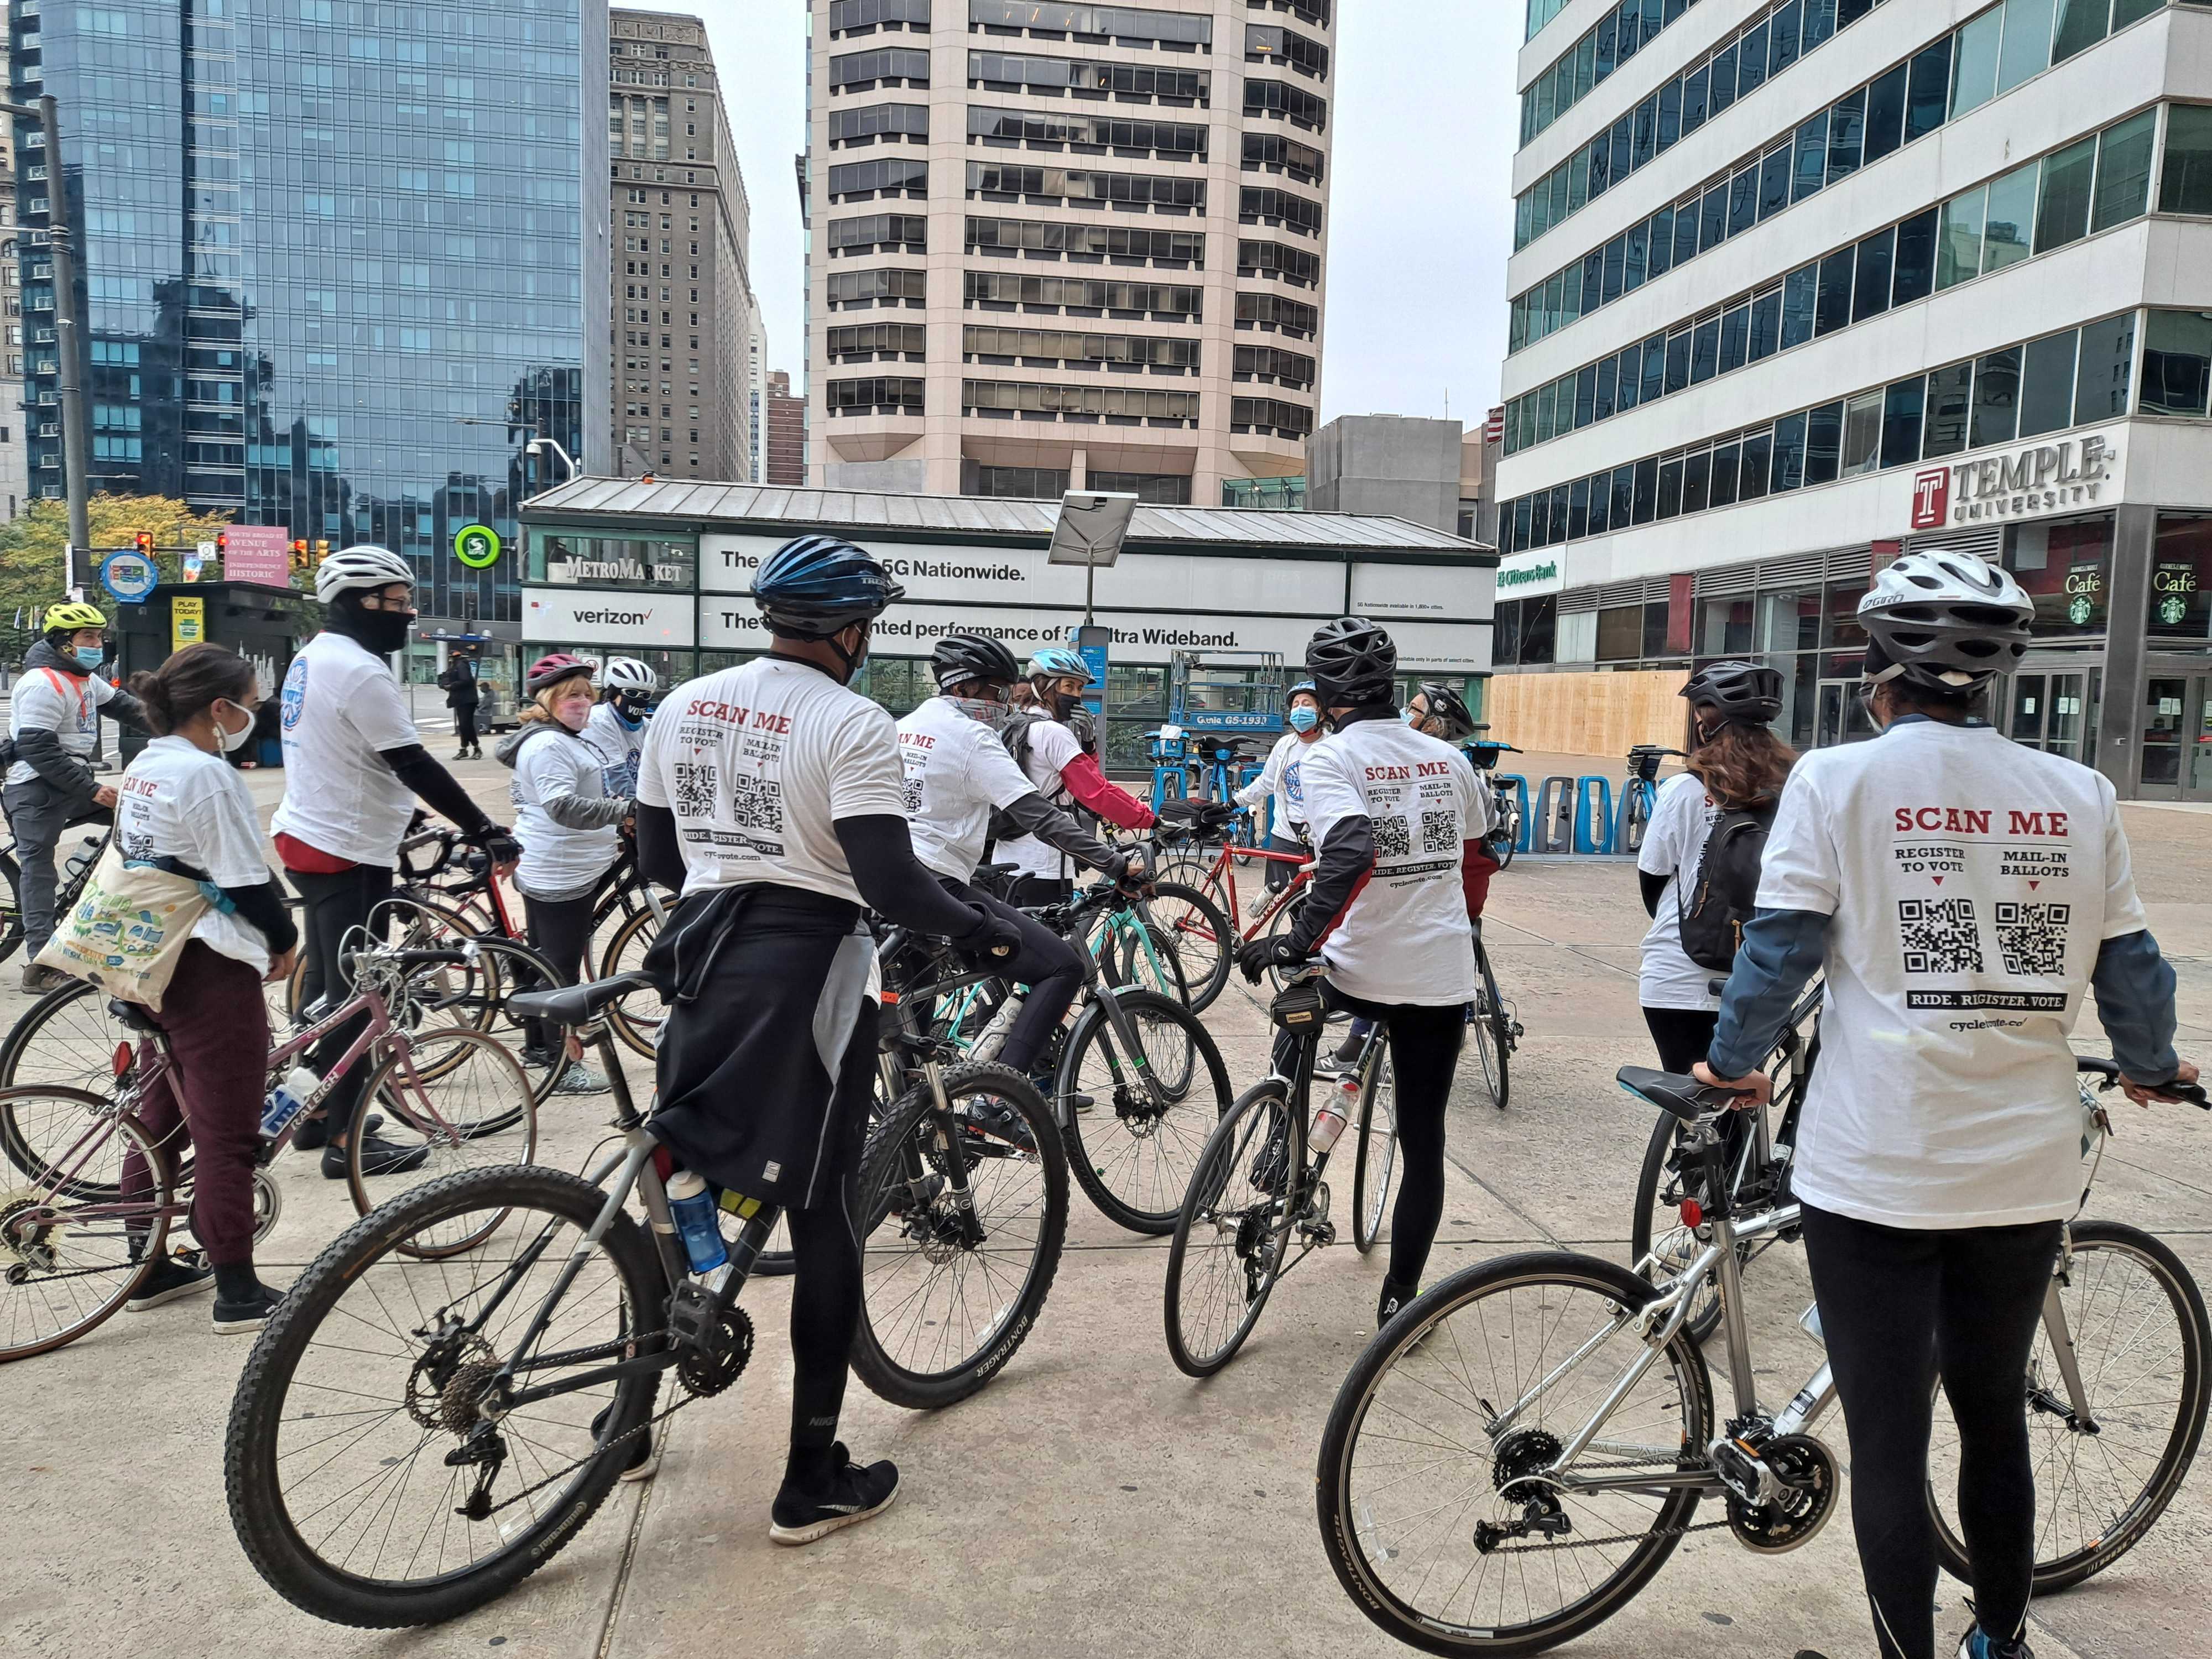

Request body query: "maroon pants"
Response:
[119, 940, 271, 1265]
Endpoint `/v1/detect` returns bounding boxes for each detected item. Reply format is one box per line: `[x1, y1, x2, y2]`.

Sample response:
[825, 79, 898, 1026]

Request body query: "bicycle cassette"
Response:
[677, 1303, 755, 1397]
[1724, 1432, 1837, 1554]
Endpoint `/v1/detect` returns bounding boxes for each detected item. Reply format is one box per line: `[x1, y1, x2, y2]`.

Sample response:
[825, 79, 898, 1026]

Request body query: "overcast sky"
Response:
[695, 2, 1522, 424]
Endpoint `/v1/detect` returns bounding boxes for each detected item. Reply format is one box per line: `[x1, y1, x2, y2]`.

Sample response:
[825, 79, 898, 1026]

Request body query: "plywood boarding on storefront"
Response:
[1486, 668, 1689, 758]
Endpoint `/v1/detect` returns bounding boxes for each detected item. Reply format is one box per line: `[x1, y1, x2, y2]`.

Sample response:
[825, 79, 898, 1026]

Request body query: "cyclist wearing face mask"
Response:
[1235, 681, 1326, 911]
[583, 655, 659, 800]
[997, 645, 1156, 906]
[633, 535, 1020, 1542]
[896, 633, 1146, 1078]
[6, 599, 153, 990]
[496, 655, 634, 1093]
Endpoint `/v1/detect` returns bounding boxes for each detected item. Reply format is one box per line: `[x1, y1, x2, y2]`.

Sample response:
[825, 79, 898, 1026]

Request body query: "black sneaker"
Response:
[590, 1404, 661, 1482]
[322, 1131, 429, 1179]
[962, 1094, 1037, 1153]
[212, 1283, 283, 1334]
[769, 1444, 899, 1546]
[126, 1250, 215, 1311]
[291, 1112, 382, 1152]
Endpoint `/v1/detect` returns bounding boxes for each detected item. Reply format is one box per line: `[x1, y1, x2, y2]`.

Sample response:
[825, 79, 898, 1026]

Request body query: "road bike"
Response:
[1465, 735, 1524, 869]
[1313, 1061, 2212, 1654]
[0, 942, 535, 1362]
[1163, 967, 1392, 1375]
[1467, 923, 1521, 1112]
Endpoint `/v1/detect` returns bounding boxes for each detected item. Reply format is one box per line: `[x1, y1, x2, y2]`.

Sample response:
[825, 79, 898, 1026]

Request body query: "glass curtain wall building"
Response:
[9, 0, 611, 632]
[1494, 0, 2212, 800]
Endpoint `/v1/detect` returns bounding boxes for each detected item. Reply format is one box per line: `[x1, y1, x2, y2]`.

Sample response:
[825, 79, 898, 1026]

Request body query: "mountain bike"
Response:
[1164, 968, 1391, 1375]
[0, 943, 535, 1363]
[1314, 1061, 2212, 1655]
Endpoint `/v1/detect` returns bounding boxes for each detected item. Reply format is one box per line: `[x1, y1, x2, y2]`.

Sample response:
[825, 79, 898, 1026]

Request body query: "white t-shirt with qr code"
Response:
[895, 696, 1038, 883]
[1755, 718, 2149, 1229]
[636, 657, 905, 904]
[1298, 716, 1489, 1006]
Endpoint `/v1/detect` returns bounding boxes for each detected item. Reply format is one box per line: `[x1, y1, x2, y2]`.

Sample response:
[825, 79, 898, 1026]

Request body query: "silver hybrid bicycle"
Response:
[1314, 1060, 2211, 1656]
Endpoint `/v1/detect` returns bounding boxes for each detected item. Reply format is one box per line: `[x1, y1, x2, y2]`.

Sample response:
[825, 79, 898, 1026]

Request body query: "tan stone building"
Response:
[805, 0, 1334, 504]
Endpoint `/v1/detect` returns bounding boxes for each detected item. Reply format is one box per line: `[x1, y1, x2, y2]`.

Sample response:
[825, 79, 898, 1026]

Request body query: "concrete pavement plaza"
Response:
[3, 755, 2209, 1659]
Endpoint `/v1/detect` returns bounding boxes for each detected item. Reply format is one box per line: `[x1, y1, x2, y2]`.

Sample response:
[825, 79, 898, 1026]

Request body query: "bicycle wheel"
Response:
[1164, 1079, 1298, 1376]
[284, 894, 492, 1032]
[1927, 1220, 2211, 1593]
[852, 1062, 1066, 1410]
[414, 935, 564, 1108]
[0, 978, 141, 1095]
[1101, 912, 1191, 1007]
[1350, 1043, 1397, 1255]
[1627, 1107, 1782, 1345]
[1317, 1251, 1716, 1656]
[1057, 989, 1232, 1235]
[1468, 937, 1511, 1111]
[225, 1165, 664, 1629]
[1489, 805, 1520, 871]
[0, 1091, 170, 1362]
[347, 1029, 537, 1256]
[0, 851, 20, 964]
[597, 906, 665, 1058]
[1141, 881, 1232, 1015]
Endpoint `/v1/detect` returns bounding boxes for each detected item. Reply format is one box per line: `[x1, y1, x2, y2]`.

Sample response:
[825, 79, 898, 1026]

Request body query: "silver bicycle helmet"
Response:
[1858, 551, 2033, 692]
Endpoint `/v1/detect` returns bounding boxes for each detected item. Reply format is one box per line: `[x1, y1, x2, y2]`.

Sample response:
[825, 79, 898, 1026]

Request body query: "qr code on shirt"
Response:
[1898, 898, 1983, 974]
[727, 773, 785, 833]
[671, 761, 718, 817]
[1420, 809, 1458, 854]
[1995, 901, 2070, 977]
[900, 776, 924, 815]
[1373, 815, 1411, 858]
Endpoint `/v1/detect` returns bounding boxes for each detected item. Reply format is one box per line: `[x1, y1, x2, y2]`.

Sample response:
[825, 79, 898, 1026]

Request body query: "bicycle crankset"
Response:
[1721, 1432, 1837, 1553]
[677, 1302, 754, 1398]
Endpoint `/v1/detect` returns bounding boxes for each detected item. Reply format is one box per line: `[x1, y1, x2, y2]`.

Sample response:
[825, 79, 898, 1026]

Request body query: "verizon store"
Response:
[517, 478, 1496, 768]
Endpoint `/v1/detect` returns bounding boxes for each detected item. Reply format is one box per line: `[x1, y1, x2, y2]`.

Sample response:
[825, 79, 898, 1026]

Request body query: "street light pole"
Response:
[3, 95, 91, 587]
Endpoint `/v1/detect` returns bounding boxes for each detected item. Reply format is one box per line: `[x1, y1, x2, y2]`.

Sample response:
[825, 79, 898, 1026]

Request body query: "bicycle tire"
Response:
[1469, 937, 1510, 1111]
[1316, 1251, 1715, 1656]
[1350, 1044, 1397, 1255]
[431, 935, 565, 1109]
[597, 906, 665, 1058]
[1164, 1079, 1298, 1376]
[0, 1091, 171, 1362]
[223, 1165, 664, 1628]
[1928, 1219, 2211, 1593]
[0, 850, 20, 964]
[283, 894, 493, 1032]
[851, 1062, 1066, 1410]
[1057, 988, 1232, 1235]
[345, 1029, 537, 1257]
[1102, 912, 1192, 1008]
[1140, 881, 1232, 1015]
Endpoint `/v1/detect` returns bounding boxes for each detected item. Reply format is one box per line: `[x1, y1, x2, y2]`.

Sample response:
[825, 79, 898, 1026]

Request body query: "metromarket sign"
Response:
[1910, 433, 2119, 530]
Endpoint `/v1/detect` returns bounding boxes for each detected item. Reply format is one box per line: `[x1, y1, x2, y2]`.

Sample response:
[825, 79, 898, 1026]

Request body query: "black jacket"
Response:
[440, 661, 479, 708]
[11, 640, 150, 801]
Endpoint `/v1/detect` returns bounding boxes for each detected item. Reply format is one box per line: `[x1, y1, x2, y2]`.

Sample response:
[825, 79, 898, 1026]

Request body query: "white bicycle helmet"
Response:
[602, 656, 659, 694]
[314, 544, 415, 604]
[1858, 550, 2033, 692]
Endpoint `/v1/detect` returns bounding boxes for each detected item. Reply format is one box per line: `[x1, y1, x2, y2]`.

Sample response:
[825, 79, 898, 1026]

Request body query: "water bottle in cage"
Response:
[969, 989, 1025, 1065]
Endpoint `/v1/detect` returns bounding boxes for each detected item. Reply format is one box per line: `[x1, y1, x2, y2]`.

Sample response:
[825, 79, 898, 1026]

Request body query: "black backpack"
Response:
[1675, 800, 1777, 972]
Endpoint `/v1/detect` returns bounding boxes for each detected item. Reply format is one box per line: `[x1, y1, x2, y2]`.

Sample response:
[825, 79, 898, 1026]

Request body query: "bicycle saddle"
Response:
[107, 997, 161, 1035]
[1617, 1065, 1738, 1122]
[507, 971, 660, 1027]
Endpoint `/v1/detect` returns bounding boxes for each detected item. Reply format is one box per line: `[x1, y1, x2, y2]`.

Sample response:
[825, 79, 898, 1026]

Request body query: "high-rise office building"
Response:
[608, 9, 755, 482]
[804, 0, 1335, 504]
[8, 0, 609, 633]
[747, 315, 768, 479]
[764, 367, 807, 484]
[0, 33, 22, 522]
[1493, 0, 2212, 799]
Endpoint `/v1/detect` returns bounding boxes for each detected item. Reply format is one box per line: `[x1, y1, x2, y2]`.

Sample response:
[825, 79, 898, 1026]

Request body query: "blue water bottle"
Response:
[665, 1170, 729, 1276]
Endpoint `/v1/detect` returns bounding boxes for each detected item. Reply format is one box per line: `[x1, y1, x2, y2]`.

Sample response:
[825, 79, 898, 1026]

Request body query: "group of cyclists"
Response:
[4, 527, 2200, 1653]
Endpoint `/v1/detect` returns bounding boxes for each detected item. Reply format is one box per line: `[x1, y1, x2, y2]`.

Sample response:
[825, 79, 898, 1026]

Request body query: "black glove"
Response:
[952, 906, 1024, 967]
[468, 824, 521, 866]
[1105, 847, 1152, 894]
[1237, 933, 1309, 984]
[1157, 799, 1204, 822]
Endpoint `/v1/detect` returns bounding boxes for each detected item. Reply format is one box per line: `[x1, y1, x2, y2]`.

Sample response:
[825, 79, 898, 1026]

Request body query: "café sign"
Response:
[1910, 434, 2118, 530]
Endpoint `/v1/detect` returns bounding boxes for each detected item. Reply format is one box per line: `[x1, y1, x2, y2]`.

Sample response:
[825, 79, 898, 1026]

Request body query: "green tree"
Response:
[0, 494, 237, 662]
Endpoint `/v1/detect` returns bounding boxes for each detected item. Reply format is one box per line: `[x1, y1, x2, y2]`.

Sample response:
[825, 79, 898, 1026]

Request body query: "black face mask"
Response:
[330, 597, 413, 655]
[1043, 690, 1084, 722]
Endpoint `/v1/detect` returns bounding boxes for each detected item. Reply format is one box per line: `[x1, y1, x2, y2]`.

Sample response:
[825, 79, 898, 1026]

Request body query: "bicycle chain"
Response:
[1478, 1457, 1731, 1556]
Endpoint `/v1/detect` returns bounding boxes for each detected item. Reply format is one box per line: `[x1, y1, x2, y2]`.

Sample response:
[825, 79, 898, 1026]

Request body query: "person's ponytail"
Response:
[126, 643, 255, 738]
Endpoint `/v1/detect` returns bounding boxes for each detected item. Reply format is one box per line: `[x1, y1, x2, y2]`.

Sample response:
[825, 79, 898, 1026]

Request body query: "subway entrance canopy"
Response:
[518, 477, 1497, 674]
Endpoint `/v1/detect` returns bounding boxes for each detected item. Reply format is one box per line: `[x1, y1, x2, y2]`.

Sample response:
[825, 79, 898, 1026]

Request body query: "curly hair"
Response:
[1686, 718, 1797, 810]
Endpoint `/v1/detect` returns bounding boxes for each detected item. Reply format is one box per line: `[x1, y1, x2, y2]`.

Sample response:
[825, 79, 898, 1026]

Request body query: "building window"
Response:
[962, 378, 1200, 422]
[827, 267, 927, 307]
[962, 461, 1068, 500]
[826, 375, 924, 415]
[826, 158, 927, 199]
[968, 1, 1214, 46]
[828, 48, 930, 90]
[1089, 470, 1192, 504]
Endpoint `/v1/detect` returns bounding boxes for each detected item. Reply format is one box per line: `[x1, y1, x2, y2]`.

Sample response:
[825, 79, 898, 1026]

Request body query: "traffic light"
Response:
[134, 531, 153, 555]
[216, 529, 228, 556]
[314, 539, 330, 562]
[289, 539, 309, 573]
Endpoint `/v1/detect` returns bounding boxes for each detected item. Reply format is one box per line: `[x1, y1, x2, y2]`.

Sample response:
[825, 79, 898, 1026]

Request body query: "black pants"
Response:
[1008, 874, 1071, 909]
[1641, 1006, 1718, 1074]
[523, 891, 597, 1057]
[3, 781, 108, 956]
[1272, 985, 1465, 1292]
[287, 862, 395, 1138]
[938, 874, 1082, 1076]
[452, 706, 478, 753]
[1801, 1203, 2063, 1659]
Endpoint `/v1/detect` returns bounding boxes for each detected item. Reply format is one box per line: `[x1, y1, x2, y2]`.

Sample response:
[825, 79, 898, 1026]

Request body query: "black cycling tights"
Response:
[782, 1174, 864, 1489]
[1801, 1204, 2062, 1659]
[938, 875, 1083, 1077]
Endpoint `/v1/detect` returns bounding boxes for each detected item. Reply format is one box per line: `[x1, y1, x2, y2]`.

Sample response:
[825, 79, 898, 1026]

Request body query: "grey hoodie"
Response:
[493, 720, 632, 832]
[9, 639, 152, 801]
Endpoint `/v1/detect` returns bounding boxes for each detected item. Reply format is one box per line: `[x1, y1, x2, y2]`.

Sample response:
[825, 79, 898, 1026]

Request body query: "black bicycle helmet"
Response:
[1413, 681, 1478, 740]
[1305, 617, 1397, 707]
[1858, 550, 2033, 692]
[930, 632, 1021, 691]
[1679, 660, 1784, 724]
[749, 534, 905, 638]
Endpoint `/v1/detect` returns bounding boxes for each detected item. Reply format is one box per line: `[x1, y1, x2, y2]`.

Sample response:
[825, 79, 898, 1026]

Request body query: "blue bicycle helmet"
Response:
[1026, 645, 1093, 685]
[1285, 679, 1319, 706]
[749, 534, 905, 638]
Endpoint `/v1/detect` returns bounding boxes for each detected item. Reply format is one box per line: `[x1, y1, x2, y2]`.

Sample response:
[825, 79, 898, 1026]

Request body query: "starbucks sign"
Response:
[2151, 561, 2201, 634]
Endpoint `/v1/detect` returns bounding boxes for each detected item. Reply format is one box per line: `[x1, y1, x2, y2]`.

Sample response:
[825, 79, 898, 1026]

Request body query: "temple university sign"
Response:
[1910, 434, 2119, 530]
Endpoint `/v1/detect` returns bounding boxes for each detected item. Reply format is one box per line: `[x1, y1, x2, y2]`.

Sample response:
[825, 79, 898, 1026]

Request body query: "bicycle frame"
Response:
[1166, 831, 1310, 945]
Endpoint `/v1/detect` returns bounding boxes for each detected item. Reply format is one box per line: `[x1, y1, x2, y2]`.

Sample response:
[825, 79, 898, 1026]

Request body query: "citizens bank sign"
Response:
[1910, 434, 2118, 530]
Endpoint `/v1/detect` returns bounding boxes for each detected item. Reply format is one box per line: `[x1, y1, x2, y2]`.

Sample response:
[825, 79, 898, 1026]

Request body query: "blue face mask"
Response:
[74, 646, 105, 671]
[1287, 706, 1318, 733]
